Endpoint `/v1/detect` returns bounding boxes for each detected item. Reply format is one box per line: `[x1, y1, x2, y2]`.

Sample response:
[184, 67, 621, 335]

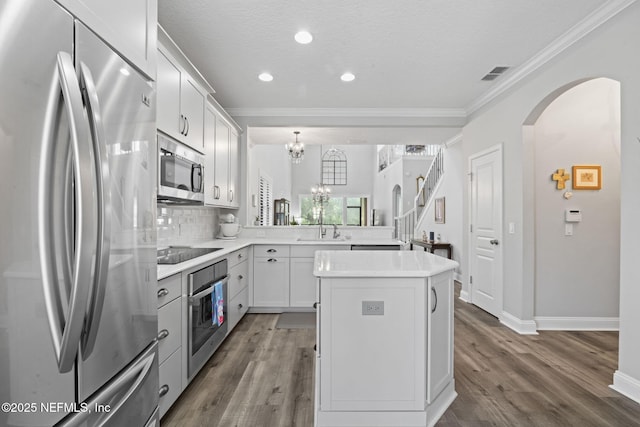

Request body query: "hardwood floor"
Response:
[162, 285, 640, 426]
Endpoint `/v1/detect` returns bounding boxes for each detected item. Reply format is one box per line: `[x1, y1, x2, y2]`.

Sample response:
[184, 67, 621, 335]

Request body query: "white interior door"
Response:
[469, 145, 503, 317]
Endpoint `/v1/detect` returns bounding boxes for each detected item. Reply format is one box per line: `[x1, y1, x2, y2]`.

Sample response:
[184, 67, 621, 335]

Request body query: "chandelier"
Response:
[311, 183, 331, 205]
[286, 131, 304, 164]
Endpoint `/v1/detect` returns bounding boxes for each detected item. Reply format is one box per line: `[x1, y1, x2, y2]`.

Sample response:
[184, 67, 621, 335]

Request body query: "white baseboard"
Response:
[611, 371, 640, 404]
[459, 290, 470, 303]
[535, 316, 619, 331]
[500, 311, 539, 335]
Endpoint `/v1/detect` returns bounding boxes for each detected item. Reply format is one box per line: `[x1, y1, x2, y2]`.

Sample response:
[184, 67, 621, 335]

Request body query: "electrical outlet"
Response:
[362, 301, 384, 315]
[508, 222, 515, 234]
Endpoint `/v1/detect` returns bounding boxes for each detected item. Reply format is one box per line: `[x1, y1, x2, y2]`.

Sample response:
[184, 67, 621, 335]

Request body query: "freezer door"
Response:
[57, 342, 159, 427]
[0, 1, 77, 426]
[74, 22, 158, 402]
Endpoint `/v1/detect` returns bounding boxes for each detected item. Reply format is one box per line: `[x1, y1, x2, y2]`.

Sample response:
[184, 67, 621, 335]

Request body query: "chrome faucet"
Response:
[318, 209, 326, 239]
[332, 224, 340, 239]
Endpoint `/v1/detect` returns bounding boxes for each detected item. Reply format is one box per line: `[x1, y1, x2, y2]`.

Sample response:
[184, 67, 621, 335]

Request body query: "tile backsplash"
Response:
[157, 205, 219, 247]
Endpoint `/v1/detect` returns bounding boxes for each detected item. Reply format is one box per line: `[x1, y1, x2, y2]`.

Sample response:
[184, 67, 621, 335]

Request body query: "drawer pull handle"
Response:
[157, 288, 169, 298]
[266, 249, 277, 253]
[268, 258, 277, 262]
[238, 253, 243, 259]
[157, 329, 169, 340]
[159, 384, 169, 397]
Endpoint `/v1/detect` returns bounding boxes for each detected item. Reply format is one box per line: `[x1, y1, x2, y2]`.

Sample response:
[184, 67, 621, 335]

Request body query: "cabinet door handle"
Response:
[431, 287, 438, 314]
[267, 258, 277, 262]
[185, 116, 190, 136]
[238, 274, 244, 280]
[267, 249, 277, 253]
[313, 302, 318, 309]
[157, 329, 169, 340]
[238, 303, 243, 309]
[229, 189, 233, 202]
[159, 384, 170, 397]
[157, 288, 169, 298]
[179, 114, 185, 135]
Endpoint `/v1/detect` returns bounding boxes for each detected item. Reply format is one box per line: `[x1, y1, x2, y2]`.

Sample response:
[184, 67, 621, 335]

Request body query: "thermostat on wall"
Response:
[565, 209, 582, 222]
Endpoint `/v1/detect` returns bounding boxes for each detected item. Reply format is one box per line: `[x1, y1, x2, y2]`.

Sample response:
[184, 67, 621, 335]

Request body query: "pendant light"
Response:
[286, 131, 305, 164]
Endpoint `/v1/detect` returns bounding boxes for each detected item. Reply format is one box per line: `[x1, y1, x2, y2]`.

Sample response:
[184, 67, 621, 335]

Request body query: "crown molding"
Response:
[225, 107, 467, 119]
[465, 0, 637, 116]
[444, 133, 463, 148]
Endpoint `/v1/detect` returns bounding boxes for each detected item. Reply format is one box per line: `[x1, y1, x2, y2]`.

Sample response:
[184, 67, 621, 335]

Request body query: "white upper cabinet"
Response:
[204, 103, 240, 208]
[56, 0, 157, 79]
[156, 47, 205, 152]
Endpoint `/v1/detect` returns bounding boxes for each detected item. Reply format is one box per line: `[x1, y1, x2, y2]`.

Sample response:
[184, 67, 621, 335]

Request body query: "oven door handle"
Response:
[188, 276, 229, 303]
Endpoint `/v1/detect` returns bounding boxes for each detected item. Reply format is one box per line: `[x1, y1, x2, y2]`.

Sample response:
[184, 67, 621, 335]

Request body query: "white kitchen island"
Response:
[313, 250, 459, 427]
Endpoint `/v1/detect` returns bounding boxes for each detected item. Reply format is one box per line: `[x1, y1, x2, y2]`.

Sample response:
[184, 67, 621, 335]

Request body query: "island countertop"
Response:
[313, 249, 459, 278]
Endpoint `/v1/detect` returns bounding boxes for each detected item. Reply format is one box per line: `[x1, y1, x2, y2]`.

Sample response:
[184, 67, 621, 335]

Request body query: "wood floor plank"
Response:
[162, 285, 640, 427]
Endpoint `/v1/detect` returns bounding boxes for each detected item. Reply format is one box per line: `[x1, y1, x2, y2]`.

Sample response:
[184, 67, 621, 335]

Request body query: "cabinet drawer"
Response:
[157, 273, 182, 308]
[158, 297, 181, 364]
[290, 245, 350, 258]
[229, 260, 249, 300]
[159, 348, 182, 419]
[254, 245, 290, 258]
[228, 247, 250, 269]
[228, 287, 249, 332]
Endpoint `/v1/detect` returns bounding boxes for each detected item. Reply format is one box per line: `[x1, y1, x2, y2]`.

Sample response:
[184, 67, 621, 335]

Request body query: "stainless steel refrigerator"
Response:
[0, 1, 159, 426]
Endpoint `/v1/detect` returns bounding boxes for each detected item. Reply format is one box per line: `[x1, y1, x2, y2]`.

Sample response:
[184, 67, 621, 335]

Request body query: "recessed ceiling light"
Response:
[294, 31, 313, 44]
[258, 72, 273, 82]
[340, 72, 355, 82]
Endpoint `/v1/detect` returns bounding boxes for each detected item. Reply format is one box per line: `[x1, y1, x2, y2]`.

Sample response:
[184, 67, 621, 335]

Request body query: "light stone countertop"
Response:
[313, 249, 459, 278]
[157, 237, 405, 280]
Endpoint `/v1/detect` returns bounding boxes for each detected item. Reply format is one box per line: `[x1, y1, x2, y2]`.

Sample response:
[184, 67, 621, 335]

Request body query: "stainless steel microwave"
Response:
[157, 133, 204, 204]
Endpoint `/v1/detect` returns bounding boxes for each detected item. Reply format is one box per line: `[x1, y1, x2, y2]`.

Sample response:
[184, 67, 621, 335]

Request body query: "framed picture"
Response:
[572, 165, 602, 190]
[434, 197, 445, 224]
[416, 175, 426, 206]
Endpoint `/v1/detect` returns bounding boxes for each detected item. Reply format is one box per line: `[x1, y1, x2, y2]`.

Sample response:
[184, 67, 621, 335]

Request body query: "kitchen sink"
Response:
[296, 237, 347, 242]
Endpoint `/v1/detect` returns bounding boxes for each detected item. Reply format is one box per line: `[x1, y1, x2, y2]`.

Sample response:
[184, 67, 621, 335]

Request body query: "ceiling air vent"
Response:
[481, 66, 510, 81]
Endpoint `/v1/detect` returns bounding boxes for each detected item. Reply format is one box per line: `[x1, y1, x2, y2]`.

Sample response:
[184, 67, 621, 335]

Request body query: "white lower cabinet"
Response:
[157, 297, 181, 363]
[228, 248, 249, 332]
[427, 272, 454, 403]
[228, 287, 249, 331]
[159, 348, 182, 418]
[253, 256, 290, 307]
[289, 257, 316, 308]
[157, 273, 184, 419]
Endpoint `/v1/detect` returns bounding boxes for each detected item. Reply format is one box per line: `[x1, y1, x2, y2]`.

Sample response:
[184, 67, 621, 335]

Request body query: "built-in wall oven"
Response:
[187, 259, 228, 379]
[158, 132, 204, 204]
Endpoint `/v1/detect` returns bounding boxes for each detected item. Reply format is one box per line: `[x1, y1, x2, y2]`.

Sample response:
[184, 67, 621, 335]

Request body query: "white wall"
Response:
[534, 78, 620, 320]
[461, 2, 640, 400]
[416, 141, 464, 279]
[247, 143, 292, 223]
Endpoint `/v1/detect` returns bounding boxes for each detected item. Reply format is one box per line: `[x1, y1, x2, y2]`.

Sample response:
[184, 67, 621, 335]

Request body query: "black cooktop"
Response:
[157, 247, 223, 265]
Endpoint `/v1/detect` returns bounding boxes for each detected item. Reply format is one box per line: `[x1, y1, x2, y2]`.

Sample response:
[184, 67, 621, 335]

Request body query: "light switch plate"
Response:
[565, 223, 573, 236]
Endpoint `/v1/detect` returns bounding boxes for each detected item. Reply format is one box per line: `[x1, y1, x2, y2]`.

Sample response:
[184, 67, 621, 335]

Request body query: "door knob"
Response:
[490, 239, 499, 245]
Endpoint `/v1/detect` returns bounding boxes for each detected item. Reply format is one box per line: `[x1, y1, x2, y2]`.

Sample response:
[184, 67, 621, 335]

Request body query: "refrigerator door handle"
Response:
[57, 344, 157, 427]
[78, 62, 112, 359]
[38, 51, 96, 373]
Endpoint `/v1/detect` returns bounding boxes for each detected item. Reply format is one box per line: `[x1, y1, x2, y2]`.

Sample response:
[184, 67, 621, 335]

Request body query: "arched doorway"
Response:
[524, 77, 621, 330]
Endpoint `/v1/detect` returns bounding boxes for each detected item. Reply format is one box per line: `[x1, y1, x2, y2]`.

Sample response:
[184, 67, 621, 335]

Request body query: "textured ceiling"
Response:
[158, 0, 614, 145]
[159, 0, 607, 110]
